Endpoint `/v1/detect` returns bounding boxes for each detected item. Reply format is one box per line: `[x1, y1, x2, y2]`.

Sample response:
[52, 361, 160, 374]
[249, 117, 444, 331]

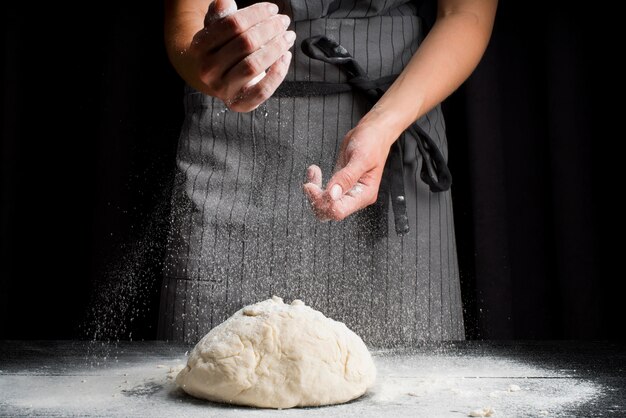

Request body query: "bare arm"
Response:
[304, 0, 498, 221]
[362, 0, 498, 142]
[164, 0, 295, 111]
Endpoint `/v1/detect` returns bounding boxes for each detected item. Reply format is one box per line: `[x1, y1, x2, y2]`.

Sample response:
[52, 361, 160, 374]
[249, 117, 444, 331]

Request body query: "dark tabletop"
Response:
[0, 340, 624, 417]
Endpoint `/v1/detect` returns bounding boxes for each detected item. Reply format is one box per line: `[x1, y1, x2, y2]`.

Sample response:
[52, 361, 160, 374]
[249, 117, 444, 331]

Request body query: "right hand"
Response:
[188, 0, 295, 112]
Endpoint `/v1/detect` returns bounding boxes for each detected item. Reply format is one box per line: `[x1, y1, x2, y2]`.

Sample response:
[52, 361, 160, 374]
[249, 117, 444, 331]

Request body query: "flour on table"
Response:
[166, 365, 185, 381]
[176, 296, 376, 409]
[469, 406, 495, 417]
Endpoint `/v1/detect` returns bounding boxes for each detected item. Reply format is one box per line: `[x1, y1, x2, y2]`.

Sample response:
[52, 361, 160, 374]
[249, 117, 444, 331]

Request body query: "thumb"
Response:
[206, 0, 237, 23]
[326, 159, 367, 201]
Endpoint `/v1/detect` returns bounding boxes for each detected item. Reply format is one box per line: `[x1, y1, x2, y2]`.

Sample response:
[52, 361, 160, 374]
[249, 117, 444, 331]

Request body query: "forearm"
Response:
[164, 0, 213, 90]
[360, 0, 497, 146]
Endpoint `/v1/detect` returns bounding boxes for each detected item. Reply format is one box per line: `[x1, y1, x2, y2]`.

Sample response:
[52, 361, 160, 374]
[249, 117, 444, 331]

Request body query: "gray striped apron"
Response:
[158, 0, 465, 348]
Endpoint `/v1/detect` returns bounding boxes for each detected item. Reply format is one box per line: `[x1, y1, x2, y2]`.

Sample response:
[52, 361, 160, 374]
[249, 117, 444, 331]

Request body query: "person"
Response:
[158, 0, 497, 347]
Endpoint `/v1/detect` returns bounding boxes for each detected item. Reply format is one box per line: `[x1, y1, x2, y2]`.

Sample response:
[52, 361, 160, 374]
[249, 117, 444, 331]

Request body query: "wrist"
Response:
[357, 70, 429, 147]
[357, 100, 419, 148]
[165, 13, 207, 87]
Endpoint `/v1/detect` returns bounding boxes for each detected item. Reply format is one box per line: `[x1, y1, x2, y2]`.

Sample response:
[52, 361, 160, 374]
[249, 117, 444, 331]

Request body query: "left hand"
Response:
[303, 121, 395, 221]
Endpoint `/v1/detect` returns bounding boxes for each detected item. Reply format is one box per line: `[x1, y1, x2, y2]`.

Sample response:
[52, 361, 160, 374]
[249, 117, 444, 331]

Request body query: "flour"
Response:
[469, 406, 495, 417]
[364, 350, 602, 417]
[0, 345, 607, 417]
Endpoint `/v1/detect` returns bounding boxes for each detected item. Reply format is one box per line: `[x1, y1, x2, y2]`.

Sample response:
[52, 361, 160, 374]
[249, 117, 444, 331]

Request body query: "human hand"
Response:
[186, 0, 294, 111]
[303, 122, 395, 221]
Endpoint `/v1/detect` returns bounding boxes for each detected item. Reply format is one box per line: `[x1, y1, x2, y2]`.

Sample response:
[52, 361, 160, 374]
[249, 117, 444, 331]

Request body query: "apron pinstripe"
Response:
[158, 0, 465, 348]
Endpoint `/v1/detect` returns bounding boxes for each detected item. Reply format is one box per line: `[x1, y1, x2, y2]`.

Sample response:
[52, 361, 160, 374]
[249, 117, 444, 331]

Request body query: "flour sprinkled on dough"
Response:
[176, 296, 376, 409]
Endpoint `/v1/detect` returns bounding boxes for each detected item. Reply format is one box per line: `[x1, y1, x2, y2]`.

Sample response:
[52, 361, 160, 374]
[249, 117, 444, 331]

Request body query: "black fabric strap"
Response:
[389, 135, 410, 235]
[274, 75, 398, 98]
[281, 35, 452, 235]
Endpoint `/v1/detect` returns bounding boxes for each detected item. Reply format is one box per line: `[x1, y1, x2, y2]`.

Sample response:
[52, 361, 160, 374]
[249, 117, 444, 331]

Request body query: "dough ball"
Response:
[176, 296, 376, 408]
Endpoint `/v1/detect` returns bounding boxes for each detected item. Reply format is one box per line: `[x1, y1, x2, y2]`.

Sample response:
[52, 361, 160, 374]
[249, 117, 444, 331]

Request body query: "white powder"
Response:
[0, 348, 606, 417]
[469, 406, 495, 417]
[365, 350, 602, 417]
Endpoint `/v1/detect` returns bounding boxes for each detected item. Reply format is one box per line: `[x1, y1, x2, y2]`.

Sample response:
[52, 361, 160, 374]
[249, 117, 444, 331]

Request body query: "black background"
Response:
[0, 1, 615, 340]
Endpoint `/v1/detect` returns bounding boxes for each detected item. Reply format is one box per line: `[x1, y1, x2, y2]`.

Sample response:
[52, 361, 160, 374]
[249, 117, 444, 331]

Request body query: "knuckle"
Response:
[273, 18, 286, 34]
[239, 33, 258, 53]
[255, 83, 273, 101]
[338, 171, 355, 187]
[206, 79, 222, 95]
[241, 57, 260, 77]
[277, 36, 290, 51]
[224, 14, 245, 33]
[279, 36, 293, 51]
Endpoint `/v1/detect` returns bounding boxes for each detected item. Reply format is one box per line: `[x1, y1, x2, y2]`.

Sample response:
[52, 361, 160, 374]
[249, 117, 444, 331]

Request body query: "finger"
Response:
[226, 51, 291, 112]
[203, 2, 280, 51]
[303, 182, 331, 222]
[305, 165, 322, 187]
[302, 182, 323, 204]
[215, 14, 290, 79]
[327, 186, 377, 221]
[325, 159, 368, 201]
[224, 29, 296, 94]
[303, 165, 328, 220]
[206, 0, 237, 24]
[346, 181, 365, 198]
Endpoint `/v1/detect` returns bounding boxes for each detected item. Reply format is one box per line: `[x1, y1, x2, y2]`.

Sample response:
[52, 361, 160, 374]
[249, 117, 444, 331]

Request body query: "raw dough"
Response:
[176, 296, 376, 408]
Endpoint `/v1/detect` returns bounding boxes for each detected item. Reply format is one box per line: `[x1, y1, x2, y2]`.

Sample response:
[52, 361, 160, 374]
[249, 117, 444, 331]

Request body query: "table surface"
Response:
[1, 340, 624, 417]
